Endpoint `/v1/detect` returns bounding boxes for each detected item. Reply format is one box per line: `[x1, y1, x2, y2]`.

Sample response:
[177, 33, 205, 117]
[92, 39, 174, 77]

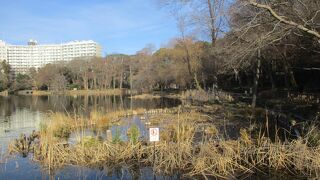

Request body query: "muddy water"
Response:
[0, 95, 181, 179]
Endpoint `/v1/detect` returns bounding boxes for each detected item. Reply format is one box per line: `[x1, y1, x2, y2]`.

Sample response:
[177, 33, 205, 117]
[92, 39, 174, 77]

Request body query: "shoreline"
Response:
[16, 89, 126, 96]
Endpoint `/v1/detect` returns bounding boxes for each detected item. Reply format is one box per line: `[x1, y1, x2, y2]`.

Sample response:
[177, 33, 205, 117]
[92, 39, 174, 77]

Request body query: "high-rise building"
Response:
[0, 40, 8, 62]
[0, 40, 102, 74]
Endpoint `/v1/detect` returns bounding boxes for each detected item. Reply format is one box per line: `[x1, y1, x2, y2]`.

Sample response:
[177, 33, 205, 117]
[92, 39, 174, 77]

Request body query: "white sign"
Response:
[149, 128, 159, 142]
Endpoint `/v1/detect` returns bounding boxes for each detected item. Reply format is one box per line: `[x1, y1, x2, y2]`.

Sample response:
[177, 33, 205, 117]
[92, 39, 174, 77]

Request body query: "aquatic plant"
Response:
[127, 124, 140, 145]
[112, 128, 122, 144]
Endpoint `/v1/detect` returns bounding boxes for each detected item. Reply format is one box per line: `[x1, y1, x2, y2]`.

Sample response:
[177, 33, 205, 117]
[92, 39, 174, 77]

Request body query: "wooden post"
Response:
[252, 49, 261, 109]
[106, 130, 112, 142]
[153, 141, 156, 180]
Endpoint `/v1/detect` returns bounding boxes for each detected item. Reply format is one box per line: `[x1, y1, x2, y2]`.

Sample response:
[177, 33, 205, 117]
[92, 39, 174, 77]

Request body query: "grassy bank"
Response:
[8, 106, 320, 179]
[27, 89, 125, 96]
[129, 93, 162, 99]
[0, 90, 9, 96]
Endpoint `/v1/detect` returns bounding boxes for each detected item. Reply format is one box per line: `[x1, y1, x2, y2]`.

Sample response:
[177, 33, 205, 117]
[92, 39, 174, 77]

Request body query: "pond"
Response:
[0, 95, 181, 179]
[1, 94, 318, 179]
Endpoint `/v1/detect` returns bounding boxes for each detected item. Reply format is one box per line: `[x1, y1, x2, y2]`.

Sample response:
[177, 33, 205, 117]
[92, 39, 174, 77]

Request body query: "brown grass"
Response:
[8, 109, 320, 179]
[0, 90, 9, 96]
[30, 89, 125, 96]
[32, 90, 52, 96]
[65, 89, 124, 96]
[129, 94, 161, 99]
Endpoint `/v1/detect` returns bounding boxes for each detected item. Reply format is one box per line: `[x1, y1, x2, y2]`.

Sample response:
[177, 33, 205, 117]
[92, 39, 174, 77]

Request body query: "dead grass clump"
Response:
[148, 110, 208, 125]
[182, 90, 234, 103]
[302, 124, 320, 147]
[8, 109, 320, 179]
[8, 131, 39, 157]
[89, 111, 111, 129]
[130, 94, 161, 99]
[237, 134, 320, 177]
[42, 113, 75, 139]
[204, 125, 219, 137]
[150, 141, 193, 175]
[189, 141, 243, 178]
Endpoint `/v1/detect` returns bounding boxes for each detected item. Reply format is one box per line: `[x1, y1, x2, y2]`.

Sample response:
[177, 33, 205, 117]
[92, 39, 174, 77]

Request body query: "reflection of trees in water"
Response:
[0, 95, 181, 179]
[33, 96, 179, 112]
[0, 109, 43, 137]
[48, 165, 142, 180]
[0, 95, 181, 118]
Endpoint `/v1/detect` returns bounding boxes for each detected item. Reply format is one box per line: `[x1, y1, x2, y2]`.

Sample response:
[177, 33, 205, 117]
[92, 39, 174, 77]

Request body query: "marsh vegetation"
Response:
[6, 92, 320, 179]
[0, 0, 319, 179]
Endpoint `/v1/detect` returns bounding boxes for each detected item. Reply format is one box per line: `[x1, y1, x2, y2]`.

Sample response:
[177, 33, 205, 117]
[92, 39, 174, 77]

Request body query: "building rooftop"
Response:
[0, 40, 98, 46]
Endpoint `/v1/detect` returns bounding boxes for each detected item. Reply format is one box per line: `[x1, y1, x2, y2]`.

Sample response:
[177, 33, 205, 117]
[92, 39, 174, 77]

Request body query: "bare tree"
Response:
[222, 0, 320, 106]
[159, 0, 227, 44]
[50, 74, 67, 92]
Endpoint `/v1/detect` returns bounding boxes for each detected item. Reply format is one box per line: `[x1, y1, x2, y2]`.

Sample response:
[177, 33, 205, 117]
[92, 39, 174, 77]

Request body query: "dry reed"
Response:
[8, 109, 320, 179]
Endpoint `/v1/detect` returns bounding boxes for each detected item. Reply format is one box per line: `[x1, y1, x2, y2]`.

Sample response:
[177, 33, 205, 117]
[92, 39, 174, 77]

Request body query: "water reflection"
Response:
[0, 95, 181, 179]
[0, 158, 175, 180]
[0, 95, 180, 144]
[0, 95, 179, 115]
[0, 96, 180, 138]
[0, 109, 43, 147]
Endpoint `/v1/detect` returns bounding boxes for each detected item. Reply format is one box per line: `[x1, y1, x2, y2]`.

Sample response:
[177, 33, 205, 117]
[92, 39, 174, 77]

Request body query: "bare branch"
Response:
[247, 0, 320, 39]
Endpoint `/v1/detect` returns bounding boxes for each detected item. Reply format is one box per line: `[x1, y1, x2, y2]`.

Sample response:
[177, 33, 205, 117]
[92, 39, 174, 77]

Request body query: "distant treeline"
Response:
[0, 0, 319, 94]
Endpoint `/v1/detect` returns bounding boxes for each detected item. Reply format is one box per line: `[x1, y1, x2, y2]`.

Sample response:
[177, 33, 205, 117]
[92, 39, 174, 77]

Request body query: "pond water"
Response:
[0, 94, 317, 179]
[0, 95, 181, 180]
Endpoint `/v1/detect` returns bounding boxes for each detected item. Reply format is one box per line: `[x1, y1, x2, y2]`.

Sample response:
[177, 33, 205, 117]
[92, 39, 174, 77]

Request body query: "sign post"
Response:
[149, 128, 159, 142]
[149, 127, 159, 180]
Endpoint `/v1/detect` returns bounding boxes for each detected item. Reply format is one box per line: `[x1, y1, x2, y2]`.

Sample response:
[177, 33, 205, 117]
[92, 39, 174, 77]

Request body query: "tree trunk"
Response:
[119, 72, 123, 89]
[120, 57, 124, 89]
[283, 58, 297, 89]
[112, 76, 116, 90]
[207, 0, 216, 45]
[252, 49, 261, 108]
[104, 74, 109, 89]
[269, 61, 276, 90]
[183, 52, 192, 77]
[130, 65, 133, 94]
[130, 65, 133, 111]
[201, 73, 207, 90]
[194, 73, 203, 91]
[93, 75, 97, 90]
[83, 72, 88, 90]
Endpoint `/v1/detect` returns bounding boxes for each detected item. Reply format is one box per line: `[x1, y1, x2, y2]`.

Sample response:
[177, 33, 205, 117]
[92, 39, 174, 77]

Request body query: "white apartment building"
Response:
[0, 40, 102, 74]
[0, 40, 7, 62]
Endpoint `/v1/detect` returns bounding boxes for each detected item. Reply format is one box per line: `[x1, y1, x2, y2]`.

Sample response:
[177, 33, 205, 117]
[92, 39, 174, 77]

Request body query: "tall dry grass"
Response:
[9, 109, 320, 179]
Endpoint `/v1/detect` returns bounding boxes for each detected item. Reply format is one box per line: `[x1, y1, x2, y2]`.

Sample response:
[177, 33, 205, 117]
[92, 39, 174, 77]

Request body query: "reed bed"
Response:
[8, 109, 320, 179]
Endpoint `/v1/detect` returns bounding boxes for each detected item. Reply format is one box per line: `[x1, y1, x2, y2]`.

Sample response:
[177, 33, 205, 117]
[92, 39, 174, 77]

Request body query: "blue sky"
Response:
[0, 0, 179, 55]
